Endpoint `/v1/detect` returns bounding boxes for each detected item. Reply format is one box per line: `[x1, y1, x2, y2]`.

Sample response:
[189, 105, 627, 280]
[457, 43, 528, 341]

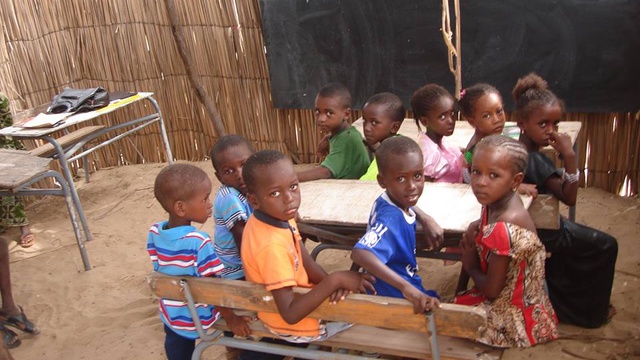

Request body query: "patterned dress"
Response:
[454, 208, 558, 348]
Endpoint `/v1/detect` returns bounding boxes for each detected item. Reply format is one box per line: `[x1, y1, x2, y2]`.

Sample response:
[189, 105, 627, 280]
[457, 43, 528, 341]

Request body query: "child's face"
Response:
[419, 96, 456, 137]
[362, 103, 401, 146]
[518, 103, 562, 147]
[377, 151, 424, 212]
[214, 144, 253, 195]
[470, 147, 522, 206]
[314, 95, 350, 135]
[180, 177, 213, 224]
[248, 159, 301, 222]
[467, 93, 506, 137]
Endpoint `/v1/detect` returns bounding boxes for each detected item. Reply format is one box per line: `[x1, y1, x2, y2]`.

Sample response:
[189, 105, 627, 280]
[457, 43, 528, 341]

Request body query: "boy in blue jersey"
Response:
[147, 163, 251, 360]
[210, 135, 254, 281]
[351, 136, 440, 314]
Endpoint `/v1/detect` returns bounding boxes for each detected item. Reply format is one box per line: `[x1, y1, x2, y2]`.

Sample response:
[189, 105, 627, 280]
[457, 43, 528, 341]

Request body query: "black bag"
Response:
[47, 87, 110, 114]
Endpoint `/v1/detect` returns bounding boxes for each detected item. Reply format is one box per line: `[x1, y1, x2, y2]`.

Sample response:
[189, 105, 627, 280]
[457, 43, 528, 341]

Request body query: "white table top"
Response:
[0, 92, 153, 138]
[298, 179, 532, 233]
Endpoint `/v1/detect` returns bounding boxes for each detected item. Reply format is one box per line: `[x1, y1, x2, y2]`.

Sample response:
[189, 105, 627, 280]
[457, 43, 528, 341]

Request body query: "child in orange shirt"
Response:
[241, 150, 374, 342]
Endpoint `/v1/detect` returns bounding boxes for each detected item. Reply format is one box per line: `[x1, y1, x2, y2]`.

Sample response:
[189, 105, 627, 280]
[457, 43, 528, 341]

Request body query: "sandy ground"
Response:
[4, 161, 640, 360]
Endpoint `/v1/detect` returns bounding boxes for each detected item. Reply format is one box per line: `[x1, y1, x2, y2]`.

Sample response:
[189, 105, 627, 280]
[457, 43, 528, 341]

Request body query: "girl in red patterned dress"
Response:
[454, 135, 558, 348]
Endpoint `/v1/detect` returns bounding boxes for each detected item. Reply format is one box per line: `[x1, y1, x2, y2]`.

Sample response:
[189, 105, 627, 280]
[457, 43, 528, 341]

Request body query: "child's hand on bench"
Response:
[328, 271, 376, 304]
[218, 306, 253, 337]
[401, 285, 440, 314]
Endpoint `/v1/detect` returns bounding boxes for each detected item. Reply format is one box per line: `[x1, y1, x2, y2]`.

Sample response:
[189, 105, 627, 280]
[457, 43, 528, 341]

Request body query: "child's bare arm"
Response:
[544, 131, 578, 206]
[270, 271, 374, 324]
[461, 235, 510, 300]
[351, 249, 438, 313]
[414, 206, 443, 250]
[296, 166, 332, 182]
[299, 241, 328, 284]
[229, 220, 246, 249]
[217, 306, 252, 337]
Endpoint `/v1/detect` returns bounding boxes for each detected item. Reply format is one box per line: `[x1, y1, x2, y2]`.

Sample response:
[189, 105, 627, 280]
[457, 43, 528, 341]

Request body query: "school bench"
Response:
[147, 272, 503, 360]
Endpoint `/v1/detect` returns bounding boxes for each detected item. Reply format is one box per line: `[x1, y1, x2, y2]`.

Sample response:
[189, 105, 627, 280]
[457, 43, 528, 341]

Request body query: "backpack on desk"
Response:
[47, 87, 109, 114]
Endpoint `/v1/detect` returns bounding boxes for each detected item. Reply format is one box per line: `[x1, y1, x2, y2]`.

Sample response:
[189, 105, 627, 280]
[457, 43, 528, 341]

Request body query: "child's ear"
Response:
[343, 107, 351, 120]
[376, 173, 387, 189]
[173, 200, 187, 217]
[391, 121, 401, 134]
[511, 172, 525, 190]
[418, 116, 428, 127]
[247, 192, 260, 210]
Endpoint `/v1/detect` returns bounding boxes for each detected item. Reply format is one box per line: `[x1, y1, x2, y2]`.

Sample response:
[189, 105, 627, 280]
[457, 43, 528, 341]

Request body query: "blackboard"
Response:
[260, 0, 640, 113]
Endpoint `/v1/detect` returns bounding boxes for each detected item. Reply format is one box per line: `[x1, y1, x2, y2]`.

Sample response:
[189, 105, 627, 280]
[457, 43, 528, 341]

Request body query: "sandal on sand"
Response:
[0, 324, 21, 349]
[0, 306, 39, 335]
[18, 234, 35, 248]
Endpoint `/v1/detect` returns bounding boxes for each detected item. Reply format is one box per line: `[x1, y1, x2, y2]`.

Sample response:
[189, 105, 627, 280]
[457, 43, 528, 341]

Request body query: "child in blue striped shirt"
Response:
[147, 163, 251, 360]
[210, 135, 254, 281]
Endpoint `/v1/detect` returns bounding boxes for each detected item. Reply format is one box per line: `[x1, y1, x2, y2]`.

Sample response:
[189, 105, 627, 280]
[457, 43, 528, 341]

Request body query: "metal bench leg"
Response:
[310, 243, 353, 261]
[427, 311, 440, 360]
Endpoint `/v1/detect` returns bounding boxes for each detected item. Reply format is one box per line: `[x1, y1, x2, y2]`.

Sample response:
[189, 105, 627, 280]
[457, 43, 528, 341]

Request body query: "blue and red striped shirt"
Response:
[147, 221, 224, 339]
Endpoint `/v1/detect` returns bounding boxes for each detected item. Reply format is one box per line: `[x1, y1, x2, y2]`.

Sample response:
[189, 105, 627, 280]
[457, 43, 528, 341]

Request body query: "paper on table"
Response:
[21, 112, 70, 128]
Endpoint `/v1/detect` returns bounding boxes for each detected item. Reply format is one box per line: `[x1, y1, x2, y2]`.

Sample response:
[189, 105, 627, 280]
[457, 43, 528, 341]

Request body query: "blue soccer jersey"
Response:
[147, 221, 224, 339]
[213, 185, 252, 280]
[354, 192, 429, 298]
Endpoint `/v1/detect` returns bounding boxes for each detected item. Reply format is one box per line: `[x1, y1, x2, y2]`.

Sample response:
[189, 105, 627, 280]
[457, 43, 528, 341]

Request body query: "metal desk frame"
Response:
[0, 93, 174, 243]
[0, 150, 90, 270]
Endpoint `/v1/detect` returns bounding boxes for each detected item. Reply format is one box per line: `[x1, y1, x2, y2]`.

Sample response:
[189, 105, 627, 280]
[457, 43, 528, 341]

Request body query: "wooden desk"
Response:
[0, 92, 174, 241]
[0, 150, 90, 270]
[297, 179, 544, 262]
[299, 180, 533, 233]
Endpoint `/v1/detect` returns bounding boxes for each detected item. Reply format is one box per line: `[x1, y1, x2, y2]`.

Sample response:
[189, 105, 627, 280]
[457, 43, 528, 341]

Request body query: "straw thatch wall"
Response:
[0, 0, 638, 196]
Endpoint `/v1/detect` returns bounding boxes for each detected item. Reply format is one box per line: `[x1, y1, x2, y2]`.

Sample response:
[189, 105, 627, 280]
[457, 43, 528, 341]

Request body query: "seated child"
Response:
[147, 164, 251, 360]
[458, 83, 507, 160]
[210, 134, 254, 280]
[359, 92, 444, 249]
[411, 84, 464, 183]
[241, 150, 375, 342]
[297, 83, 371, 182]
[359, 92, 404, 181]
[351, 136, 440, 314]
[514, 73, 617, 328]
[454, 135, 558, 348]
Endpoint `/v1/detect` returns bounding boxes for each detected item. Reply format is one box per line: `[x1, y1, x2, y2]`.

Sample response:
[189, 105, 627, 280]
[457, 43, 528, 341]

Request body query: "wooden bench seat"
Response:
[28, 125, 105, 158]
[147, 272, 503, 360]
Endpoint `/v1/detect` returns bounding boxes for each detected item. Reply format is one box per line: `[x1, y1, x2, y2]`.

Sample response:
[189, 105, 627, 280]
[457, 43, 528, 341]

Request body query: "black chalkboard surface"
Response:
[260, 0, 640, 113]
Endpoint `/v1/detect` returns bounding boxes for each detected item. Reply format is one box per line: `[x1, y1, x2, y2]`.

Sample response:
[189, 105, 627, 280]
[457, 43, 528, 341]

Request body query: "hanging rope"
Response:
[441, 0, 462, 99]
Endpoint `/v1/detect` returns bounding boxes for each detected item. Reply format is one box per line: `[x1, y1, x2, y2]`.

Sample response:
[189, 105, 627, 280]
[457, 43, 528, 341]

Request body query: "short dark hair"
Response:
[209, 134, 253, 171]
[317, 82, 352, 109]
[154, 163, 210, 213]
[365, 92, 405, 123]
[512, 73, 565, 121]
[475, 135, 529, 174]
[376, 136, 422, 175]
[410, 84, 454, 130]
[243, 150, 289, 193]
[458, 83, 501, 119]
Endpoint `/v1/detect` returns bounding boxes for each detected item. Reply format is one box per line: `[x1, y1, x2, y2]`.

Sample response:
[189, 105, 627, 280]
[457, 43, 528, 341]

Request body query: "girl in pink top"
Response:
[410, 84, 464, 183]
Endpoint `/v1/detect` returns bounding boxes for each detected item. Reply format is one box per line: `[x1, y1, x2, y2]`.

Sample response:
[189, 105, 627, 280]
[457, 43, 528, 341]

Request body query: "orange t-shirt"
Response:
[241, 211, 320, 337]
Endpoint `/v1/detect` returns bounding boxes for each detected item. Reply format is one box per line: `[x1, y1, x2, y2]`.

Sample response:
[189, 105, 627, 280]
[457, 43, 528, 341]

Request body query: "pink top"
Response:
[417, 131, 463, 183]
